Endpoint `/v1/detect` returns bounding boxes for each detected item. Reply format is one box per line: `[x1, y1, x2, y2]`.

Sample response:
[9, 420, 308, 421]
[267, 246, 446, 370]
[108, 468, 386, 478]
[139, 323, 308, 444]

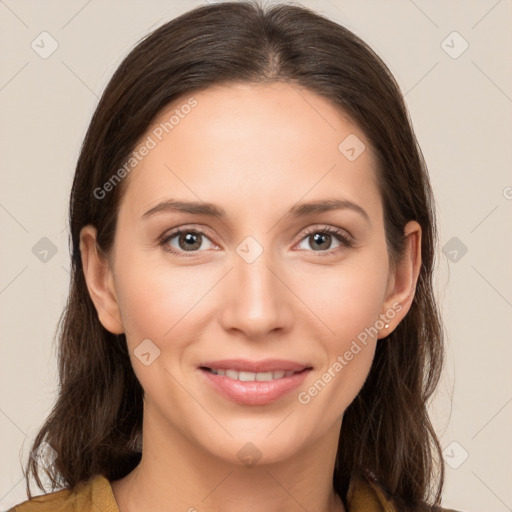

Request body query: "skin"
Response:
[80, 81, 421, 512]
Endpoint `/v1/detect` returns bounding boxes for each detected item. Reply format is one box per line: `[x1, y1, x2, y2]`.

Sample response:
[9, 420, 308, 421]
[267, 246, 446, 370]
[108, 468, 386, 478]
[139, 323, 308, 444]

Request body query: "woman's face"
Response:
[82, 81, 419, 466]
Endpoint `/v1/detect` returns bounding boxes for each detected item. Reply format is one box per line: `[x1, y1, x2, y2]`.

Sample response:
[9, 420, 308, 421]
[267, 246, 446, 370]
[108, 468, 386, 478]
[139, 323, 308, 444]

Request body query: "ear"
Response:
[378, 220, 422, 339]
[79, 225, 124, 335]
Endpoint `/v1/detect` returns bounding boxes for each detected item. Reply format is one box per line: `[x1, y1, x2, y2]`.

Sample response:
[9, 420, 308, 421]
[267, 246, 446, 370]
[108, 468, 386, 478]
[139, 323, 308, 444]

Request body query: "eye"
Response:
[159, 225, 355, 258]
[296, 226, 355, 256]
[159, 227, 216, 257]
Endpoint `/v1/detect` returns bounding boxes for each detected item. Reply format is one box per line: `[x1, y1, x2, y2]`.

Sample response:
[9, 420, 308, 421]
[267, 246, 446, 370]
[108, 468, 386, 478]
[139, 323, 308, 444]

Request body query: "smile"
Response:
[198, 360, 312, 405]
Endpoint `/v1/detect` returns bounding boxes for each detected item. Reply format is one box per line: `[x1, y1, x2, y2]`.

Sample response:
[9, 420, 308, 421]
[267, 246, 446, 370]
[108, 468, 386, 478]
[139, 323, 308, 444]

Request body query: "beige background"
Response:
[1, 1, 511, 510]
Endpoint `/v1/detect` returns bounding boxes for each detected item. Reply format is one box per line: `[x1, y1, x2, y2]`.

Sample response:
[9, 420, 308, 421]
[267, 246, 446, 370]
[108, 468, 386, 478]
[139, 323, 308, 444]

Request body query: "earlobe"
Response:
[79, 225, 124, 335]
[378, 221, 422, 338]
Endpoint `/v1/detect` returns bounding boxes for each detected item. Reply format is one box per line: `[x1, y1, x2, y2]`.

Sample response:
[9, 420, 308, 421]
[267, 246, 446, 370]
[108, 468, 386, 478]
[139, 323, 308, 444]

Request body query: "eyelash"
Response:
[158, 225, 355, 258]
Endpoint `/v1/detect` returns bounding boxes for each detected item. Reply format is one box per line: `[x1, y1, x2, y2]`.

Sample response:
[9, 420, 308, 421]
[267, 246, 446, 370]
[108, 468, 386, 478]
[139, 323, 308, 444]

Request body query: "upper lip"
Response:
[199, 359, 311, 373]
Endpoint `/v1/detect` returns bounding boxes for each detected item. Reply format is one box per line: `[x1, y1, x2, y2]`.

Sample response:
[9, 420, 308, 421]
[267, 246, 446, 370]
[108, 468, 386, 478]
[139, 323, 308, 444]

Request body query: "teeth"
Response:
[208, 368, 297, 380]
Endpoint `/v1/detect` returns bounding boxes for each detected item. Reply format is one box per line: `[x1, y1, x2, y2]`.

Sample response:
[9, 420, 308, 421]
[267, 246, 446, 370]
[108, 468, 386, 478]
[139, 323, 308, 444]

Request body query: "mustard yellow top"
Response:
[9, 474, 459, 511]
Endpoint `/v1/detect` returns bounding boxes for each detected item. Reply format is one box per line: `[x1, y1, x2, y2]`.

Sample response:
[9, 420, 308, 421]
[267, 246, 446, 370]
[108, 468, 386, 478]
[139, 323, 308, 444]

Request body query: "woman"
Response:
[10, 1, 461, 511]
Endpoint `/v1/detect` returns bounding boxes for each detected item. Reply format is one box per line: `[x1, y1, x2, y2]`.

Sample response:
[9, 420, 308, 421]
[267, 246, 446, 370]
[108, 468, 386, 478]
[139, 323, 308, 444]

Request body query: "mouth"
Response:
[198, 359, 312, 405]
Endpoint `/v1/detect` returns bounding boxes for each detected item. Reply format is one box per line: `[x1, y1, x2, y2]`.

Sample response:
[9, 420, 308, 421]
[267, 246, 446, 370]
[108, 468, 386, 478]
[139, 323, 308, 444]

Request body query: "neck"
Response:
[111, 406, 346, 512]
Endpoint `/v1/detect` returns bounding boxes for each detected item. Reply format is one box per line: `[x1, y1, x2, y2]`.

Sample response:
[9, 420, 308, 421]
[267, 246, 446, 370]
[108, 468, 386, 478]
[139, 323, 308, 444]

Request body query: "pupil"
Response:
[180, 232, 201, 251]
[312, 233, 330, 250]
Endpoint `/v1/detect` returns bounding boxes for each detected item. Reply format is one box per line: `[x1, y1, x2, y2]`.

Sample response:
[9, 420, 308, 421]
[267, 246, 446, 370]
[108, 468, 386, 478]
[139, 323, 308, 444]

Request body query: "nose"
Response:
[219, 247, 294, 340]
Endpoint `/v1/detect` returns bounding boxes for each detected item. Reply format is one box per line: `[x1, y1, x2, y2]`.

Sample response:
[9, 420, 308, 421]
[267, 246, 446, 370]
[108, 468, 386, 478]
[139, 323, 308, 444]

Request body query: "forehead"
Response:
[119, 81, 382, 223]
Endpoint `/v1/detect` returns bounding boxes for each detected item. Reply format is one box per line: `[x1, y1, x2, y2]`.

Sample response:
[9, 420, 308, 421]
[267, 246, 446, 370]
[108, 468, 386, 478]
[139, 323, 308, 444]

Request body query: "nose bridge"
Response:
[220, 235, 292, 336]
[238, 248, 276, 303]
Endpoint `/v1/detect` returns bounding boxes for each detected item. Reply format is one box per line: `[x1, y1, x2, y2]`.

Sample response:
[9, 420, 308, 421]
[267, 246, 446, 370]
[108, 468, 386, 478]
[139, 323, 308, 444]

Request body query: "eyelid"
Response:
[298, 224, 354, 243]
[295, 225, 355, 253]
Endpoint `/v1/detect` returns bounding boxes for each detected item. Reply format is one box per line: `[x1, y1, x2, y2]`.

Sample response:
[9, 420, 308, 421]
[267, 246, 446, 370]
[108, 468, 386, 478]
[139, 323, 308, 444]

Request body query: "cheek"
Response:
[114, 251, 210, 344]
[293, 256, 389, 341]
[113, 257, 213, 398]
[291, 253, 387, 409]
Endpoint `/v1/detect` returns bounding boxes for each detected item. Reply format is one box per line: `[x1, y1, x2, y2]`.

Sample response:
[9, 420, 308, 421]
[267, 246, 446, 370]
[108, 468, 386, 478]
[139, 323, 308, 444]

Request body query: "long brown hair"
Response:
[23, 1, 445, 509]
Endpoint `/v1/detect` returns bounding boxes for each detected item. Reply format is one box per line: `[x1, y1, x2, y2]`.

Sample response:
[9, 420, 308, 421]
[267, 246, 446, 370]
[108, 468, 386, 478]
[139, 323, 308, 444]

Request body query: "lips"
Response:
[198, 359, 312, 405]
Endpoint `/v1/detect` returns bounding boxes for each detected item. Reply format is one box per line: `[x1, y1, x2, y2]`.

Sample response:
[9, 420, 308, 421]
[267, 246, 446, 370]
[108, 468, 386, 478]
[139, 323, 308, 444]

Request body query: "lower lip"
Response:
[199, 368, 311, 405]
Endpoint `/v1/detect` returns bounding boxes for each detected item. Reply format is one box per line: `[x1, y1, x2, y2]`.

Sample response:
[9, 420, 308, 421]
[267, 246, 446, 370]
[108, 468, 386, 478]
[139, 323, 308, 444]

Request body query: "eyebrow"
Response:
[142, 198, 371, 225]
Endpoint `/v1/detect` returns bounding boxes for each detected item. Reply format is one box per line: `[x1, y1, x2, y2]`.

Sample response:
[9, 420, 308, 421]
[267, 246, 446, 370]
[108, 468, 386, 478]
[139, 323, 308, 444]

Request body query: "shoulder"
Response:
[8, 474, 118, 512]
[347, 475, 463, 512]
[8, 486, 73, 512]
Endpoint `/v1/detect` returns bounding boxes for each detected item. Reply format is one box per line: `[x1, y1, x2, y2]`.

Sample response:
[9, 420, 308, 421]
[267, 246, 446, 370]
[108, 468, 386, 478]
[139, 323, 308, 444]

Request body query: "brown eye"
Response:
[177, 231, 203, 251]
[160, 228, 215, 256]
[297, 226, 355, 255]
[308, 232, 333, 251]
